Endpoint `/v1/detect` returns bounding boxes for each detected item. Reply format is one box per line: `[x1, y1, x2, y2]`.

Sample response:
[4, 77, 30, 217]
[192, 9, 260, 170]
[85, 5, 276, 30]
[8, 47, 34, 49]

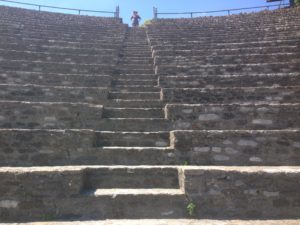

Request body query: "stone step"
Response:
[172, 130, 300, 166]
[48, 189, 186, 220]
[153, 45, 300, 57]
[117, 74, 158, 80]
[162, 86, 300, 104]
[120, 58, 154, 64]
[154, 53, 300, 65]
[113, 79, 157, 86]
[103, 107, 164, 118]
[107, 99, 165, 108]
[151, 39, 299, 51]
[82, 167, 180, 189]
[166, 103, 300, 130]
[0, 129, 176, 166]
[96, 131, 169, 147]
[1, 165, 300, 221]
[156, 62, 300, 75]
[109, 92, 160, 100]
[6, 219, 300, 225]
[0, 59, 115, 74]
[0, 71, 112, 87]
[117, 64, 154, 71]
[0, 43, 121, 55]
[0, 101, 103, 129]
[0, 84, 108, 104]
[158, 73, 300, 88]
[97, 118, 171, 132]
[112, 85, 161, 92]
[119, 69, 155, 75]
[0, 49, 118, 64]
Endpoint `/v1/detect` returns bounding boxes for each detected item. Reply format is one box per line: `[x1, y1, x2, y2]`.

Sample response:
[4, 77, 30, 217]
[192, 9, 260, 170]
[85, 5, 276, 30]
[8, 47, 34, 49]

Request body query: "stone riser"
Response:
[148, 34, 299, 44]
[0, 43, 121, 55]
[0, 85, 108, 104]
[1, 166, 300, 221]
[166, 103, 300, 130]
[0, 194, 186, 222]
[97, 119, 171, 132]
[158, 74, 300, 88]
[111, 85, 160, 93]
[107, 99, 165, 108]
[162, 86, 300, 104]
[156, 62, 300, 75]
[154, 53, 300, 65]
[172, 130, 300, 166]
[0, 129, 176, 166]
[103, 108, 164, 118]
[113, 80, 157, 86]
[0, 50, 118, 64]
[109, 92, 160, 100]
[96, 131, 169, 147]
[0, 36, 124, 49]
[153, 46, 300, 57]
[0, 72, 112, 87]
[0, 29, 126, 40]
[150, 39, 299, 50]
[0, 60, 115, 75]
[0, 102, 170, 131]
[0, 101, 103, 130]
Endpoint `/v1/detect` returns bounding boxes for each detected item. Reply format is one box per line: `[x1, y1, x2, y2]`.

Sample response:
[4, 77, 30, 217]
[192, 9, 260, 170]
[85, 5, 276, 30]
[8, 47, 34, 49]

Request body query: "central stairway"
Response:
[73, 27, 187, 219]
[97, 27, 177, 166]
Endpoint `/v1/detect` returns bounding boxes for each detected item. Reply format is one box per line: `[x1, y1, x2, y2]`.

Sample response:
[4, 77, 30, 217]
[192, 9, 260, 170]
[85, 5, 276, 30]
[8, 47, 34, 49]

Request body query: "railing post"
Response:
[153, 7, 158, 19]
[38, 5, 41, 11]
[78, 10, 81, 15]
[115, 5, 119, 18]
[191, 12, 193, 18]
[228, 10, 230, 15]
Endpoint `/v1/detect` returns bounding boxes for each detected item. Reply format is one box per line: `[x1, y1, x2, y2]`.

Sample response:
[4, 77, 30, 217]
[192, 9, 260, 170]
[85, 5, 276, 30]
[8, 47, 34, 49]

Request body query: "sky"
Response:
[0, 0, 290, 25]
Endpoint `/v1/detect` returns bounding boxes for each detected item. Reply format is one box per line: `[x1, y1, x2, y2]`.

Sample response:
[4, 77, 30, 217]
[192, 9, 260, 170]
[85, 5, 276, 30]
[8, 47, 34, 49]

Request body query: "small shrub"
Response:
[295, 0, 300, 6]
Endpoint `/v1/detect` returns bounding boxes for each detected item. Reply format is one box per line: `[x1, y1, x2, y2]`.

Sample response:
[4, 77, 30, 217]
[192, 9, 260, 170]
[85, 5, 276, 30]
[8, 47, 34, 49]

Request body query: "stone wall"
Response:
[182, 167, 300, 218]
[165, 104, 300, 130]
[171, 130, 300, 165]
[162, 87, 300, 104]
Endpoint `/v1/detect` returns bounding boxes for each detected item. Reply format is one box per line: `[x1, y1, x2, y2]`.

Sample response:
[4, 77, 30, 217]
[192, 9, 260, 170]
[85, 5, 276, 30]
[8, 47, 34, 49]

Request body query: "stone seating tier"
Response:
[0, 5, 299, 223]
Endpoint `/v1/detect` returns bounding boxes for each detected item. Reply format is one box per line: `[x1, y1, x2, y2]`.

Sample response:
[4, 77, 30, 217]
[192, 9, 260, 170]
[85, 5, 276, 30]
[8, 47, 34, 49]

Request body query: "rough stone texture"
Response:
[0, 84, 108, 104]
[158, 73, 300, 88]
[165, 104, 300, 130]
[0, 4, 300, 223]
[0, 72, 112, 87]
[162, 87, 300, 104]
[182, 167, 300, 219]
[4, 220, 300, 225]
[0, 129, 176, 166]
[171, 130, 300, 165]
[0, 101, 103, 129]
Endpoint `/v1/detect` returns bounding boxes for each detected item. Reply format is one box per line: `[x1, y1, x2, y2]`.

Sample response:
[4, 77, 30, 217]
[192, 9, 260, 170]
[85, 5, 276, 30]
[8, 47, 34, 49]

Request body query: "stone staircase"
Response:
[0, 5, 300, 224]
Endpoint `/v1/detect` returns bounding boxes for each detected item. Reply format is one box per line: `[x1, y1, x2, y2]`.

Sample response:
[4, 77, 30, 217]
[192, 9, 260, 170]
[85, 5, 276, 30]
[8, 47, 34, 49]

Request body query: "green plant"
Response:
[183, 160, 189, 166]
[295, 0, 300, 6]
[187, 202, 196, 216]
[42, 214, 55, 221]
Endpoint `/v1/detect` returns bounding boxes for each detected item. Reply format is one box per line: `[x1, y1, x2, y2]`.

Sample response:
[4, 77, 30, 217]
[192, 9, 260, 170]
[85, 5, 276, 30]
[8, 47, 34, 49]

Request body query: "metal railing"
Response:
[153, 4, 290, 19]
[0, 0, 119, 18]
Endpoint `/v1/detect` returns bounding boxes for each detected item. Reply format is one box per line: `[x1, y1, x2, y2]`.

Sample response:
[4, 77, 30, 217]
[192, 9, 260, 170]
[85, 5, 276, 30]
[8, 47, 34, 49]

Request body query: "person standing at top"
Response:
[131, 11, 141, 27]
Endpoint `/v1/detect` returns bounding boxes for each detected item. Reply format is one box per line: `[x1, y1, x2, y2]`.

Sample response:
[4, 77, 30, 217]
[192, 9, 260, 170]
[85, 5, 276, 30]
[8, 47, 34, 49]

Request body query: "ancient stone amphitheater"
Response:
[0, 5, 300, 224]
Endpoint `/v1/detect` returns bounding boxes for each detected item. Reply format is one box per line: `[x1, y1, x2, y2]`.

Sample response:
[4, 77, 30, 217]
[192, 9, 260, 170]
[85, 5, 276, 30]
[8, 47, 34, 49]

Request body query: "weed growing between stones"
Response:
[183, 160, 189, 165]
[42, 214, 55, 221]
[187, 202, 196, 217]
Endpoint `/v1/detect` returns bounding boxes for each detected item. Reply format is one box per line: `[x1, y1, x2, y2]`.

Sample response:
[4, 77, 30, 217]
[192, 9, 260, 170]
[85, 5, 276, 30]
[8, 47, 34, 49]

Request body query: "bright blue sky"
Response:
[1, 0, 289, 24]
